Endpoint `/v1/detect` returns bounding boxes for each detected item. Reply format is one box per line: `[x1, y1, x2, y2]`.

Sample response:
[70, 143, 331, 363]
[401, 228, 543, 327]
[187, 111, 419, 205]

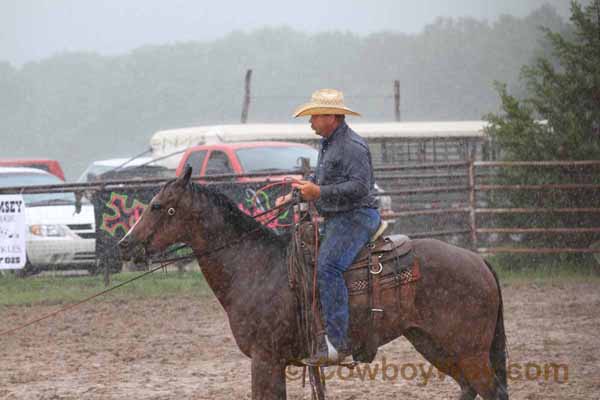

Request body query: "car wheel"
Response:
[86, 260, 100, 275]
[15, 261, 39, 278]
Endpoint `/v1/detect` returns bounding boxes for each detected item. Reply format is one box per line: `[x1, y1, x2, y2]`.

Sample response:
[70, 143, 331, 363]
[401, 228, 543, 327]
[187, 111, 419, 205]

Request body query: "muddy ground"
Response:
[1, 281, 599, 400]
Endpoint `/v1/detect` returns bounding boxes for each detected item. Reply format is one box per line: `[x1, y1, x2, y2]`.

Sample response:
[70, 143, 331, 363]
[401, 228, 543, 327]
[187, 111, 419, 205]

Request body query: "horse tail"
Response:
[484, 259, 509, 400]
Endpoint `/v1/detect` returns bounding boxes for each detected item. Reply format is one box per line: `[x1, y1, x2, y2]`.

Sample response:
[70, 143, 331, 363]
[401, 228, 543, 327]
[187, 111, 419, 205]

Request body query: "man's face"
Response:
[309, 114, 336, 138]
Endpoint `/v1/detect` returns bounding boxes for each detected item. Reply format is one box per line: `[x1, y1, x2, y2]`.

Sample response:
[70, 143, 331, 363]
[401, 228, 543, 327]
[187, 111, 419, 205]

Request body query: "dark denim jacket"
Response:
[312, 122, 378, 215]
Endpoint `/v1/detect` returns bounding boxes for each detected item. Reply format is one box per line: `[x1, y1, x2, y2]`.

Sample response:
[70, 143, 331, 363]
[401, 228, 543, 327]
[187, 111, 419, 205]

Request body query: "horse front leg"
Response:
[251, 354, 287, 400]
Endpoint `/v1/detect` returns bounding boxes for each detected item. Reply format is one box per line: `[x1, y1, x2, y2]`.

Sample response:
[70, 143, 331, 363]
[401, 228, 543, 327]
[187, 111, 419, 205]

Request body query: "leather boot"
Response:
[302, 335, 351, 366]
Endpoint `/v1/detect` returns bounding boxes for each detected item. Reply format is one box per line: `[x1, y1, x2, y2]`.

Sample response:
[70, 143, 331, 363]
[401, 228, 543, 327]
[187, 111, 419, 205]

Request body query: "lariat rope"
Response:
[0, 196, 298, 337]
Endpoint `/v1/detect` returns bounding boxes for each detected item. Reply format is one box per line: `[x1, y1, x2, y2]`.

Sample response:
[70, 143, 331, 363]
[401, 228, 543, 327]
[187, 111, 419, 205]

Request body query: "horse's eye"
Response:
[151, 203, 162, 211]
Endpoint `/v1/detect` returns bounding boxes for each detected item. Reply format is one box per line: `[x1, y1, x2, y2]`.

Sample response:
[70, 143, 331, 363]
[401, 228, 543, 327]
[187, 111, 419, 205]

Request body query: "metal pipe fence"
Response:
[471, 160, 600, 255]
[371, 160, 600, 256]
[2, 160, 600, 263]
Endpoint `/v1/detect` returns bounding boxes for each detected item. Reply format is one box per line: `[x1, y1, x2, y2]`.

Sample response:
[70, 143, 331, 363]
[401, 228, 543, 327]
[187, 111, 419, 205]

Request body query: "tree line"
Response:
[0, 5, 566, 178]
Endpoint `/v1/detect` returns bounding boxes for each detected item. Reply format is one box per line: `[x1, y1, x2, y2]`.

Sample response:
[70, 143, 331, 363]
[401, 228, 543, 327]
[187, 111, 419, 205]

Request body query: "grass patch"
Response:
[0, 271, 210, 306]
[486, 256, 600, 285]
[1, 259, 598, 306]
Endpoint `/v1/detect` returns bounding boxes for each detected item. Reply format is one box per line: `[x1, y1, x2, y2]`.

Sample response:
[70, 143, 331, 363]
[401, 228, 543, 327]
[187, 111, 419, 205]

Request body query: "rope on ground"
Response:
[0, 259, 177, 337]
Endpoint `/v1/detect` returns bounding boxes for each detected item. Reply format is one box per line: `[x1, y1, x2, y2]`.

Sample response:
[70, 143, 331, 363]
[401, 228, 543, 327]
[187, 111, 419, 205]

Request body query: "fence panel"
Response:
[2, 160, 600, 279]
[472, 160, 600, 256]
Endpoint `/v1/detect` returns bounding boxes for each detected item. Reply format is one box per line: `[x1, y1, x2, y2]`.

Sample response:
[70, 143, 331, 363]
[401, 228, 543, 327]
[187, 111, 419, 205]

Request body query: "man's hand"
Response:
[275, 193, 293, 207]
[293, 180, 321, 201]
[275, 180, 321, 206]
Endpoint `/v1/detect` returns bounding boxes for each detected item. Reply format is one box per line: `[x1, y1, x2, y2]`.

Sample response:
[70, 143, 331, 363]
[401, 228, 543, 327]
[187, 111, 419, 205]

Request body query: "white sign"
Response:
[0, 195, 27, 269]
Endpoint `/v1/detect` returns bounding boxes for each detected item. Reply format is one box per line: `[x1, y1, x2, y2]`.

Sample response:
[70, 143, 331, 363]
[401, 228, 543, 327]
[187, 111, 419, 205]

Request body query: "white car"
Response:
[0, 167, 96, 273]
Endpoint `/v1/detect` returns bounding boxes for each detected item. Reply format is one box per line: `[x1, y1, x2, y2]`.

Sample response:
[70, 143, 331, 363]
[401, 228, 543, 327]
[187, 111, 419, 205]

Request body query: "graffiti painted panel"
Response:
[91, 181, 295, 272]
[101, 192, 149, 237]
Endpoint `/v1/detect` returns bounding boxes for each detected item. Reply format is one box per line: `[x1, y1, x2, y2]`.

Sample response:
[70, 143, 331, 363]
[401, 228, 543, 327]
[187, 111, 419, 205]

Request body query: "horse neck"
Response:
[188, 210, 287, 310]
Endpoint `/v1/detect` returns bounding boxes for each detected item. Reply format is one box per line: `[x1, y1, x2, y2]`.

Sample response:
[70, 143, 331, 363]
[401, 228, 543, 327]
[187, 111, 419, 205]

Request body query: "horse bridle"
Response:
[130, 182, 189, 255]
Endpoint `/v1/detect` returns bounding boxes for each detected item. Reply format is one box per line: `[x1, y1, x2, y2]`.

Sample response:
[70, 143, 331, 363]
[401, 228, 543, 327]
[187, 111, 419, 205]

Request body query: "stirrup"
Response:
[302, 355, 354, 367]
[301, 336, 353, 366]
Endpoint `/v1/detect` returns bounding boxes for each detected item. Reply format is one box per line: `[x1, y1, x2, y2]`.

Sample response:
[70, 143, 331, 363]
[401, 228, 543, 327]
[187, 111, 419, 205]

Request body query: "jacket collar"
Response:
[322, 121, 347, 145]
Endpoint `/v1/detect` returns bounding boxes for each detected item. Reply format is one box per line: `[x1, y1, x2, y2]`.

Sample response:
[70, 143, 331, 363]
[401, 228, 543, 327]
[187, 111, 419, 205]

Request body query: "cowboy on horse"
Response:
[277, 88, 381, 365]
[119, 88, 508, 399]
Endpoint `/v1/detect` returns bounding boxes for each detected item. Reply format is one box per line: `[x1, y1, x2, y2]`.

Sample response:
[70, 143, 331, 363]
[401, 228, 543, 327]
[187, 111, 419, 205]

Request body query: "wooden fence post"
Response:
[103, 257, 110, 287]
[468, 159, 478, 251]
[393, 80, 401, 122]
[241, 69, 253, 124]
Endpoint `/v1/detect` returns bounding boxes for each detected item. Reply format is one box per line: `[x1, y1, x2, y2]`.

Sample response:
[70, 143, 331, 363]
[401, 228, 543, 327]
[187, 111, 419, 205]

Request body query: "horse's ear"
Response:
[177, 165, 193, 186]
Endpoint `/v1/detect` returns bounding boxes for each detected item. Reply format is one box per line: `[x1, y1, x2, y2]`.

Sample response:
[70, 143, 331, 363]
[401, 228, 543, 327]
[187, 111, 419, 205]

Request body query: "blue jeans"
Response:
[318, 207, 381, 350]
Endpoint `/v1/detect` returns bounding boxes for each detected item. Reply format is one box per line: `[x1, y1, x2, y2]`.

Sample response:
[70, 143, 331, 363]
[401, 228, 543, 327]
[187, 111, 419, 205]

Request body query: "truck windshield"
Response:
[235, 146, 318, 173]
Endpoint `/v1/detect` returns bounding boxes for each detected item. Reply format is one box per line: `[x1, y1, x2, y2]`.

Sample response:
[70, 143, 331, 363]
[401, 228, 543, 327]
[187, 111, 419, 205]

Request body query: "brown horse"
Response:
[119, 167, 508, 400]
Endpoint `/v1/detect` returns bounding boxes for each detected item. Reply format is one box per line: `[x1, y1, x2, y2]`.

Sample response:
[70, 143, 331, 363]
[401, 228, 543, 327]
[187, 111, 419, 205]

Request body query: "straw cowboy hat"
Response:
[293, 88, 360, 117]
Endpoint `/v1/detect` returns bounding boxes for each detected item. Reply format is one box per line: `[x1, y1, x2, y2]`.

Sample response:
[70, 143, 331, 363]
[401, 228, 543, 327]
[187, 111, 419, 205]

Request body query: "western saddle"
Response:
[288, 219, 421, 364]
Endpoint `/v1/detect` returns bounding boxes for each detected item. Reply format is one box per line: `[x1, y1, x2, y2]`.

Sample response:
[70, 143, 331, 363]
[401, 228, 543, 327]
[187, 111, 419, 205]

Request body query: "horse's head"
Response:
[119, 166, 194, 263]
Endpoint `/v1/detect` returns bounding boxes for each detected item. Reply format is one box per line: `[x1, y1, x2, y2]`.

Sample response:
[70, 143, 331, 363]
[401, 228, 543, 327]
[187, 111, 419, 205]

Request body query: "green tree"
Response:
[486, 1, 600, 160]
[484, 0, 600, 268]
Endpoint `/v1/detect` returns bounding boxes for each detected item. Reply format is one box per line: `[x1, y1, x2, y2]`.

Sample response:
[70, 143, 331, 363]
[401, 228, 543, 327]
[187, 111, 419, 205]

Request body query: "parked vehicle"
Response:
[91, 164, 174, 182]
[0, 167, 96, 274]
[174, 141, 394, 222]
[150, 121, 489, 169]
[0, 159, 66, 181]
[175, 141, 317, 178]
[77, 157, 156, 182]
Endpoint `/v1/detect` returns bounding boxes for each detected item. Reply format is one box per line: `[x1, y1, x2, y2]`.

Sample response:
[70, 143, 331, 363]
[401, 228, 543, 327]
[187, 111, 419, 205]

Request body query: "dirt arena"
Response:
[1, 280, 599, 400]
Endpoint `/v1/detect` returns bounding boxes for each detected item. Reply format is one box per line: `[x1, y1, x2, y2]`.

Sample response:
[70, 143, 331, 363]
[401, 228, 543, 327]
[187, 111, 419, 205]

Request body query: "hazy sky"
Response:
[2, 0, 573, 66]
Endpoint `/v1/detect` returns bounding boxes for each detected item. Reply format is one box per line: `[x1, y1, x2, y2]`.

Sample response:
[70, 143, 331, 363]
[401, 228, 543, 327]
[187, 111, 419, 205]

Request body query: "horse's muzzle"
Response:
[118, 237, 148, 264]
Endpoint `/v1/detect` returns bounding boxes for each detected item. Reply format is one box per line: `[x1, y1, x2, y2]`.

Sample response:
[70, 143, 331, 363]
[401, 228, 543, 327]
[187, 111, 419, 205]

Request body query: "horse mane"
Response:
[189, 182, 289, 247]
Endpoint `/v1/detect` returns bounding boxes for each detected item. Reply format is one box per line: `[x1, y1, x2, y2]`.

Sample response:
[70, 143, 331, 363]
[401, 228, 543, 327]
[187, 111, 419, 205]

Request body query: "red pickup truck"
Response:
[175, 141, 316, 179]
[0, 159, 66, 181]
[174, 141, 393, 222]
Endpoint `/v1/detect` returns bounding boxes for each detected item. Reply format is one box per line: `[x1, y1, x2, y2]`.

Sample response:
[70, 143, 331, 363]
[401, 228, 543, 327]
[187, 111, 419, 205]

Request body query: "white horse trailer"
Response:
[149, 121, 490, 169]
